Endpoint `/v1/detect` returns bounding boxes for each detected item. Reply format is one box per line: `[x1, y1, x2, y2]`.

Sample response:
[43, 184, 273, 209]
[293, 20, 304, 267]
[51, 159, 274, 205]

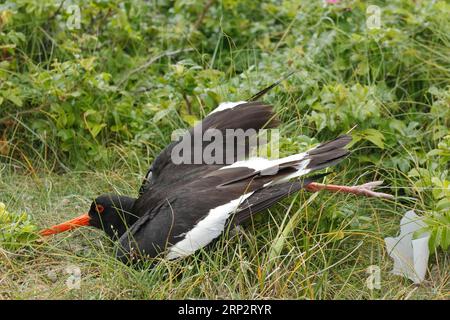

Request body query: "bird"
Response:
[40, 74, 393, 264]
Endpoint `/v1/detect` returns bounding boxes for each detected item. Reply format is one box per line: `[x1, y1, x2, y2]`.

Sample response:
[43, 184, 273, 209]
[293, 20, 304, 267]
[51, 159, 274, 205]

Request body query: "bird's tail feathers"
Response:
[305, 135, 352, 171]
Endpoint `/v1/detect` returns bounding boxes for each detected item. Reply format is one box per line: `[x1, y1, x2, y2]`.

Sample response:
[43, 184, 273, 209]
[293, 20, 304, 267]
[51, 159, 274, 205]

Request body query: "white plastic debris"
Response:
[384, 210, 430, 284]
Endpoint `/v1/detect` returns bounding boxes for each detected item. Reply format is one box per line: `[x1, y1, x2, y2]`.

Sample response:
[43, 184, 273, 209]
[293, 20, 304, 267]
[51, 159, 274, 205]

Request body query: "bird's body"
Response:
[115, 101, 351, 262]
[40, 77, 392, 264]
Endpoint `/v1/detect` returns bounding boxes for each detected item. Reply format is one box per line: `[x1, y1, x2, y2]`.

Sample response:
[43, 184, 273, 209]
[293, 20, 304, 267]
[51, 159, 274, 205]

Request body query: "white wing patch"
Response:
[166, 192, 254, 259]
[220, 157, 272, 172]
[208, 101, 247, 115]
[218, 152, 311, 186]
[221, 152, 307, 171]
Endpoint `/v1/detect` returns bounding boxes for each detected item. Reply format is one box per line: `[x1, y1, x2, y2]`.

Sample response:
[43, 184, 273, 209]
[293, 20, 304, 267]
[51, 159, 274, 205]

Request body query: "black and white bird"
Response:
[40, 77, 392, 263]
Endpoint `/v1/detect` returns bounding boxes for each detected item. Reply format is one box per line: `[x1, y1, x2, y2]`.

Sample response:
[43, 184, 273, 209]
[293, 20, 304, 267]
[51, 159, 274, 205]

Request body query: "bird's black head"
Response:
[40, 194, 137, 239]
[88, 194, 137, 239]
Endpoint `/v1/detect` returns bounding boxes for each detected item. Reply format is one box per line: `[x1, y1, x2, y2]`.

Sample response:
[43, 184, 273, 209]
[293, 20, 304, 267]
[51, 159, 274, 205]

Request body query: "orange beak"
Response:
[40, 213, 91, 237]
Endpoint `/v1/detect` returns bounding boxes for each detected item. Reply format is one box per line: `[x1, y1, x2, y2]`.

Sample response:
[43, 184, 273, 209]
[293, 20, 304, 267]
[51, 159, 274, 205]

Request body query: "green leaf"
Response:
[360, 129, 385, 149]
[181, 114, 199, 127]
[88, 123, 107, 138]
[57, 129, 74, 141]
[442, 226, 449, 251]
[428, 229, 437, 251]
[80, 57, 96, 71]
[436, 199, 450, 211]
[153, 109, 172, 122]
[434, 226, 443, 249]
[6, 94, 23, 107]
[388, 119, 406, 135]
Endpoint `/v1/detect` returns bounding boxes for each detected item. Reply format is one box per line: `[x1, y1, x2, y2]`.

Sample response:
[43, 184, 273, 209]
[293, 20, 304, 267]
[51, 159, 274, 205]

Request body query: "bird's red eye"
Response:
[96, 205, 104, 214]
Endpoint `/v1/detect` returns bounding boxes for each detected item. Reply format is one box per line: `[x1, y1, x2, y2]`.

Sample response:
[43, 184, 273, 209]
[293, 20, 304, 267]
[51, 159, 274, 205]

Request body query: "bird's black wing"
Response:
[138, 101, 279, 195]
[138, 72, 299, 196]
[119, 162, 305, 262]
[118, 135, 351, 263]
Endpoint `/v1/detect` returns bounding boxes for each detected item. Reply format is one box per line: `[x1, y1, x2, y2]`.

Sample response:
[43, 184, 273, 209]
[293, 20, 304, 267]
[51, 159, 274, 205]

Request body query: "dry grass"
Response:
[0, 167, 448, 299]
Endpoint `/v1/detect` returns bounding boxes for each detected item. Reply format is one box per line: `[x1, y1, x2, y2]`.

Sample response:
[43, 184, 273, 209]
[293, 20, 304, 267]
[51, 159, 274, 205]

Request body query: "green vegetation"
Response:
[0, 202, 37, 251]
[0, 0, 448, 299]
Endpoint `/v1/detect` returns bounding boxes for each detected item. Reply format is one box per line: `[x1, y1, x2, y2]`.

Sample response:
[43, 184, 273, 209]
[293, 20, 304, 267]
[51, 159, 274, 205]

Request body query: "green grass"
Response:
[0, 165, 448, 299]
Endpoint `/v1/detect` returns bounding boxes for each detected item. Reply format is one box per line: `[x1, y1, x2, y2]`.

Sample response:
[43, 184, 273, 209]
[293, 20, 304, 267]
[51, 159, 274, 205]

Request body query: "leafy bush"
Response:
[421, 211, 450, 251]
[0, 202, 38, 251]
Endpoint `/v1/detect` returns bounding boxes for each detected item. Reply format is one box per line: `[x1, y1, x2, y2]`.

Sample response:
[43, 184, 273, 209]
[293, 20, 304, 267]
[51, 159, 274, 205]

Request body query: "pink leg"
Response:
[305, 181, 394, 200]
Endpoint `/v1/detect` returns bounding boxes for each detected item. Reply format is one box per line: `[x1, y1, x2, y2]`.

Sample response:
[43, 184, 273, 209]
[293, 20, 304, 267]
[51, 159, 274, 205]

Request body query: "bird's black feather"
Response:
[138, 101, 279, 194]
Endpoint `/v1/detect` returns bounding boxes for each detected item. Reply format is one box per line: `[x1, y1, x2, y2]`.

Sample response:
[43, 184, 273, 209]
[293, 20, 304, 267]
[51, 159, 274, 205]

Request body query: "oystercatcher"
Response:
[40, 76, 392, 263]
